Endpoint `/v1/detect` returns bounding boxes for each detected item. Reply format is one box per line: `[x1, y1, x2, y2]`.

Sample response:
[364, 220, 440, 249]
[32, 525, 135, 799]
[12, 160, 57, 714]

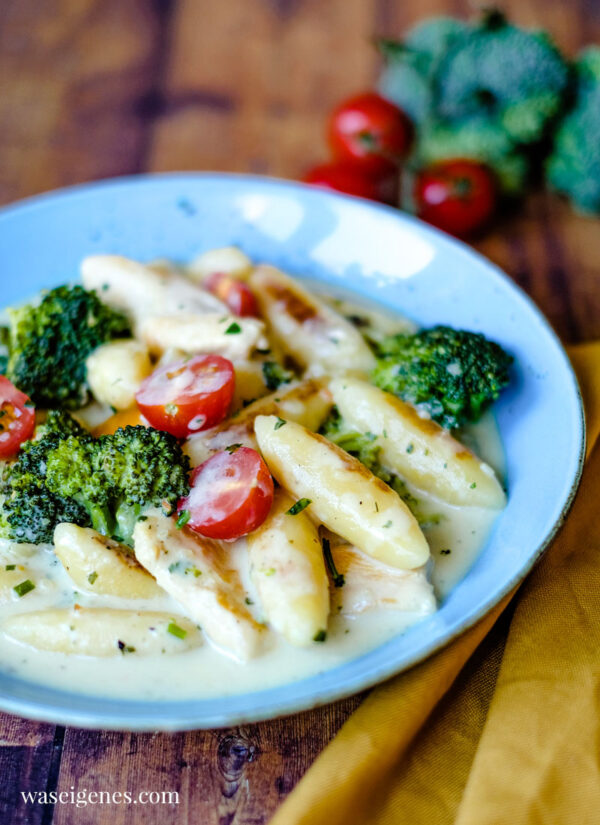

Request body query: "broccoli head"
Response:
[378, 11, 571, 196]
[377, 18, 468, 123]
[0, 411, 90, 544]
[372, 325, 513, 430]
[435, 11, 570, 145]
[5, 285, 131, 409]
[0, 422, 191, 547]
[44, 425, 191, 546]
[546, 47, 600, 214]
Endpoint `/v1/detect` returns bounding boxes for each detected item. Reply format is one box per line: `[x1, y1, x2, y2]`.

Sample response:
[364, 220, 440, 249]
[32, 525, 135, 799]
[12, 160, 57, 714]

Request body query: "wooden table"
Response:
[0, 1, 599, 823]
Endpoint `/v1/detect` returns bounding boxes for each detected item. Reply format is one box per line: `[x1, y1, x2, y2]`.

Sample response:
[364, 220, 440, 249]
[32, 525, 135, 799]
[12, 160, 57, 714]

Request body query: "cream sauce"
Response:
[0, 280, 506, 701]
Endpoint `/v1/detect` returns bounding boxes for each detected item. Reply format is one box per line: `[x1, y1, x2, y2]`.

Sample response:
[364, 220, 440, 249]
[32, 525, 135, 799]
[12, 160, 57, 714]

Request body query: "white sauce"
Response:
[0, 281, 506, 701]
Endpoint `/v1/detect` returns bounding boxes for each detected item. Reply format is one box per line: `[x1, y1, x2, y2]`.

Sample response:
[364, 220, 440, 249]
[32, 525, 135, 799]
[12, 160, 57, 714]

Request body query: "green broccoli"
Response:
[4, 285, 131, 409]
[378, 11, 571, 196]
[0, 411, 91, 544]
[262, 361, 294, 391]
[377, 18, 468, 123]
[435, 11, 570, 145]
[546, 47, 600, 214]
[371, 326, 513, 430]
[0, 422, 191, 547]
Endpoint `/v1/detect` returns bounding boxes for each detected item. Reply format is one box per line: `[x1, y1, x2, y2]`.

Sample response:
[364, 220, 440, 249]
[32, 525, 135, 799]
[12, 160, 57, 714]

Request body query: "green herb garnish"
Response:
[13, 579, 35, 598]
[322, 538, 344, 588]
[167, 622, 188, 640]
[225, 322, 242, 335]
[176, 510, 191, 529]
[286, 498, 311, 516]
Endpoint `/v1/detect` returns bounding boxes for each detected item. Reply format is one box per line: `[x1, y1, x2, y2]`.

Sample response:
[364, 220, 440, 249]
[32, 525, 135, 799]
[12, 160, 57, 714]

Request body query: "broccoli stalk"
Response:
[0, 422, 191, 547]
[4, 285, 131, 409]
[371, 326, 513, 430]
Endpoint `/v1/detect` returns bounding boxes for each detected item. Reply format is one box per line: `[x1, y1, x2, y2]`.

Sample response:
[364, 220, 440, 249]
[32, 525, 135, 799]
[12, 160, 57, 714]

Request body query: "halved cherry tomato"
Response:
[135, 354, 235, 439]
[303, 161, 391, 202]
[328, 92, 413, 175]
[205, 273, 259, 317]
[414, 159, 497, 238]
[178, 446, 274, 540]
[0, 376, 36, 458]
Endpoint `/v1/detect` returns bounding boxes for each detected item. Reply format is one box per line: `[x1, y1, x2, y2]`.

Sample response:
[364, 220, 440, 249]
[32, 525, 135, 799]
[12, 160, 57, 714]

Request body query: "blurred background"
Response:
[1, 0, 599, 340]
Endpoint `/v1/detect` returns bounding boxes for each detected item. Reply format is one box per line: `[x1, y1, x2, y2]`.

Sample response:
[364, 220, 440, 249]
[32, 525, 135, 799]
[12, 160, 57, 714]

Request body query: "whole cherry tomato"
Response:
[204, 272, 259, 317]
[414, 160, 497, 238]
[135, 354, 235, 439]
[328, 92, 413, 175]
[0, 376, 36, 459]
[177, 446, 274, 540]
[303, 161, 391, 201]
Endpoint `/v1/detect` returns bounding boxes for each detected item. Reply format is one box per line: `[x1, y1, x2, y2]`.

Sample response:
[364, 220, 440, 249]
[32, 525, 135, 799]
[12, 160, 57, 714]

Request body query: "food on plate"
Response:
[370, 325, 513, 429]
[2, 285, 131, 409]
[247, 489, 329, 647]
[0, 247, 512, 700]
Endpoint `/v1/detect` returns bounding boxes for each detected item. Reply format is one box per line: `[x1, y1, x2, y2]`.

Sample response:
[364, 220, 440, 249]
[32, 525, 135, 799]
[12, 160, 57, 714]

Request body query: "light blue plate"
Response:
[0, 174, 585, 730]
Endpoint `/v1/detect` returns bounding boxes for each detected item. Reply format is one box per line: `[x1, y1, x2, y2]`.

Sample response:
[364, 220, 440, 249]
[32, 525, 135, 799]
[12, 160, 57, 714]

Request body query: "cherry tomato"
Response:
[135, 354, 235, 439]
[328, 92, 413, 175]
[178, 446, 274, 540]
[414, 160, 497, 238]
[205, 273, 259, 317]
[303, 161, 391, 201]
[0, 376, 35, 459]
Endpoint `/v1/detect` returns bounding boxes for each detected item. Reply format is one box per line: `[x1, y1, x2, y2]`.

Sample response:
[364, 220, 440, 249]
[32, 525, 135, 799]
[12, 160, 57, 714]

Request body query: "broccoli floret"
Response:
[435, 12, 570, 145]
[4, 285, 131, 409]
[44, 425, 190, 546]
[0, 412, 90, 544]
[378, 12, 570, 196]
[262, 361, 294, 391]
[546, 47, 600, 214]
[372, 326, 513, 430]
[0, 423, 191, 547]
[377, 18, 468, 123]
[416, 116, 529, 195]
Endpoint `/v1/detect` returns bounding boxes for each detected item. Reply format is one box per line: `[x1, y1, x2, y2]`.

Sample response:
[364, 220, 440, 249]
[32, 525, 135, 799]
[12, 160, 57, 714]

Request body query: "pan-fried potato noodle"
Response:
[0, 247, 508, 702]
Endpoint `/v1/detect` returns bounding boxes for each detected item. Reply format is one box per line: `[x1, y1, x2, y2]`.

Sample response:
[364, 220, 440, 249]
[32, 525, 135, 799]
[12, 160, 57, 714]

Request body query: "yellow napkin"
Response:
[270, 342, 600, 825]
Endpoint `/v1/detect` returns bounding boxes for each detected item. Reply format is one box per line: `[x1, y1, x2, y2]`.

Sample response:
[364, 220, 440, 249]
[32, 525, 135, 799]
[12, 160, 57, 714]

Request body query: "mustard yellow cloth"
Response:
[271, 342, 600, 825]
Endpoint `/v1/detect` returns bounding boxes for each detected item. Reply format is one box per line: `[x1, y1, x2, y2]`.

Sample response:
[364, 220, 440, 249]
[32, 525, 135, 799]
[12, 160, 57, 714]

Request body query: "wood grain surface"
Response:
[1, 1, 599, 823]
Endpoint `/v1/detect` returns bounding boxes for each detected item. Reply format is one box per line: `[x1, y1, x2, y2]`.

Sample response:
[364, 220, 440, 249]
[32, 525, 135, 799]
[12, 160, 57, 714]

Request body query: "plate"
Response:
[0, 173, 585, 730]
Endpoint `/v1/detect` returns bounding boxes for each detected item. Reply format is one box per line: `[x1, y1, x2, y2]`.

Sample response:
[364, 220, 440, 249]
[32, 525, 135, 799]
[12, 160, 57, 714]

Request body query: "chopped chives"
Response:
[322, 538, 344, 588]
[176, 510, 191, 529]
[87, 571, 98, 585]
[286, 498, 311, 516]
[167, 621, 187, 640]
[13, 579, 35, 598]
